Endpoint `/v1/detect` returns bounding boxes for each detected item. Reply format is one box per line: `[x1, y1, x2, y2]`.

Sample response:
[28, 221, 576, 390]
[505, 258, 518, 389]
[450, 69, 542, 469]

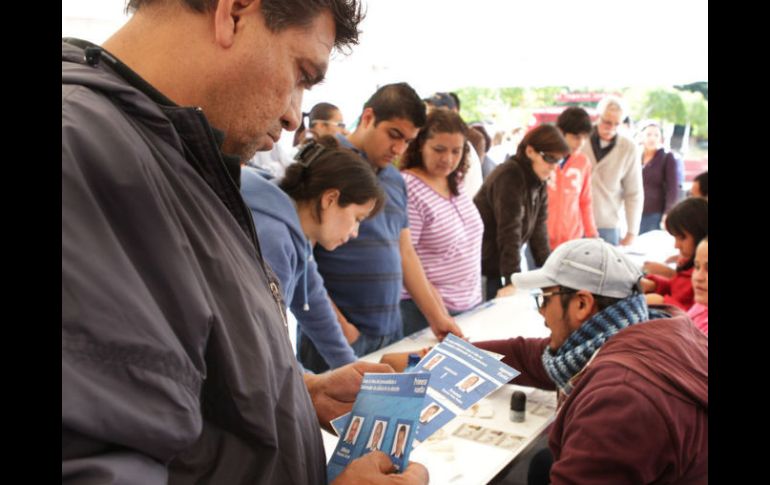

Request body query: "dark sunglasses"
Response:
[539, 151, 564, 164]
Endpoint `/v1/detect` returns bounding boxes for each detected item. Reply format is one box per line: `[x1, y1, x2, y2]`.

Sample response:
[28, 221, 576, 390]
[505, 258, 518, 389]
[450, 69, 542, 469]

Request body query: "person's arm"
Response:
[620, 142, 643, 245]
[328, 297, 360, 345]
[331, 451, 429, 485]
[549, 384, 672, 485]
[402, 174, 450, 314]
[303, 361, 393, 432]
[528, 186, 551, 267]
[642, 261, 676, 278]
[292, 258, 357, 368]
[402, 175, 435, 310]
[579, 161, 599, 238]
[492, 170, 525, 281]
[463, 145, 484, 198]
[645, 274, 672, 296]
[400, 228, 463, 340]
[645, 293, 665, 305]
[474, 337, 555, 389]
[663, 152, 680, 214]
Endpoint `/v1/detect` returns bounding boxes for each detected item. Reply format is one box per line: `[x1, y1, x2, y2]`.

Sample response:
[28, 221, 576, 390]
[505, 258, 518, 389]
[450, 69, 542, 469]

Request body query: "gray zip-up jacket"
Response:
[62, 39, 326, 485]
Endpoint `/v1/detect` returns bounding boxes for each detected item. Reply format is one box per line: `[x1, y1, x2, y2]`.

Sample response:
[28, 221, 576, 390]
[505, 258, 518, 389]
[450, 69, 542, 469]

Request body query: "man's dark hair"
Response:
[467, 126, 486, 159]
[694, 171, 708, 197]
[556, 107, 593, 136]
[280, 135, 385, 221]
[400, 109, 469, 196]
[308, 102, 340, 125]
[664, 197, 708, 271]
[449, 92, 461, 111]
[125, 0, 365, 50]
[470, 123, 491, 154]
[362, 82, 426, 128]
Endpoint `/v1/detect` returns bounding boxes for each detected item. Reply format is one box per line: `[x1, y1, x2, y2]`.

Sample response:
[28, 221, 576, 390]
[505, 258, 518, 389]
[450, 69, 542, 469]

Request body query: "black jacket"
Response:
[62, 40, 326, 485]
[473, 156, 551, 283]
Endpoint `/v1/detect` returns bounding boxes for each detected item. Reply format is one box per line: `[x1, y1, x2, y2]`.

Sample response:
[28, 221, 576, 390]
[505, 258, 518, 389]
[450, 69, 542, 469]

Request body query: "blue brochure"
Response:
[330, 335, 519, 446]
[412, 334, 519, 442]
[327, 372, 431, 482]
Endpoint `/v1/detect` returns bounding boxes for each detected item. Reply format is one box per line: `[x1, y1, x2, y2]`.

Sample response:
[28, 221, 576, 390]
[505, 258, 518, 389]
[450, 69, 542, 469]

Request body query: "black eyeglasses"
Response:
[538, 151, 564, 164]
[533, 289, 576, 310]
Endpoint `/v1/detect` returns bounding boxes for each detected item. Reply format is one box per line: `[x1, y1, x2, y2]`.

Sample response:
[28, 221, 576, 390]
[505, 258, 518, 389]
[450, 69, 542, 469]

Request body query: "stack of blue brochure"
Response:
[328, 335, 520, 479]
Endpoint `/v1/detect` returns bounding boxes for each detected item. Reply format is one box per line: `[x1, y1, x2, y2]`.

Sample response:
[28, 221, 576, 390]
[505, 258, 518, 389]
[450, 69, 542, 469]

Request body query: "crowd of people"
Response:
[62, 1, 708, 483]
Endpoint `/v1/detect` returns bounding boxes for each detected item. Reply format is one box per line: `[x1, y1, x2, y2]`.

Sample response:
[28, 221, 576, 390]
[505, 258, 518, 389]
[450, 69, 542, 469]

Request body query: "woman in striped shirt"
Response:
[398, 110, 484, 337]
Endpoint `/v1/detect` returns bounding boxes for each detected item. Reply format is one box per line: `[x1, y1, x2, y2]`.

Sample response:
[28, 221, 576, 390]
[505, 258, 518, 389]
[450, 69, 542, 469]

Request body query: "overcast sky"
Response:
[63, 0, 708, 137]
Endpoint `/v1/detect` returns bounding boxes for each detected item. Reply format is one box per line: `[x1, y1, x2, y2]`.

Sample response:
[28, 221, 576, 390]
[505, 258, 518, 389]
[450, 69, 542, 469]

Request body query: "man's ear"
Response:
[214, 0, 259, 48]
[572, 290, 596, 324]
[359, 108, 376, 130]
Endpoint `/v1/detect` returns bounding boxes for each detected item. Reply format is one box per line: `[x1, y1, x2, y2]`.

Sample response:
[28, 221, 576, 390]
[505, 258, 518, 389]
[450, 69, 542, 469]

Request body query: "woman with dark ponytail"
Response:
[241, 136, 385, 371]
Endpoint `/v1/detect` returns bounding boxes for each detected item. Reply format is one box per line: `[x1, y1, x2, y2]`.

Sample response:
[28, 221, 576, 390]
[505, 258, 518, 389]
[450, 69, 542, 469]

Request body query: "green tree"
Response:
[455, 86, 498, 123]
[680, 91, 708, 139]
[641, 88, 687, 124]
[675, 82, 708, 101]
[498, 87, 525, 108]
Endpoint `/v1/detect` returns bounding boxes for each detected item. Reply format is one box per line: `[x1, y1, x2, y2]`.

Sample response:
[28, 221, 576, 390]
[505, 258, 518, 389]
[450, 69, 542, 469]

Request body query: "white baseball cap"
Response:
[512, 239, 642, 298]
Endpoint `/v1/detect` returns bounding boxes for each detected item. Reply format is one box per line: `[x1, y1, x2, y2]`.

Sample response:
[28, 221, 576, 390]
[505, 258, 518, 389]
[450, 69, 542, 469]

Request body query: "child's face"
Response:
[674, 232, 696, 260]
[691, 181, 702, 198]
[692, 240, 708, 306]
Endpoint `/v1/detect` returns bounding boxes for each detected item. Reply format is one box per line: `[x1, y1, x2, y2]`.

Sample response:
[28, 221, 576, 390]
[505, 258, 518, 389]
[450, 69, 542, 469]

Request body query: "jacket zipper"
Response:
[193, 107, 291, 339]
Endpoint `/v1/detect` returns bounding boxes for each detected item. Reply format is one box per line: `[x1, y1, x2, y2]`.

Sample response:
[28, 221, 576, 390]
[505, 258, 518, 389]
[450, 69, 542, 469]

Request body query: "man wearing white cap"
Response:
[474, 238, 707, 484]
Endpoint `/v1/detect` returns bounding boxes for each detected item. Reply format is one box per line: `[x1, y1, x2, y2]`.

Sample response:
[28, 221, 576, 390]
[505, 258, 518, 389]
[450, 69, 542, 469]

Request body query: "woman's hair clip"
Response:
[295, 140, 325, 167]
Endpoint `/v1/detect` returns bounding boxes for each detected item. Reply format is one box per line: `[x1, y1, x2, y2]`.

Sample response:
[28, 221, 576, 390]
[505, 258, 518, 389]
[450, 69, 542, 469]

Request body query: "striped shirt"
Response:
[314, 137, 408, 337]
[400, 172, 483, 311]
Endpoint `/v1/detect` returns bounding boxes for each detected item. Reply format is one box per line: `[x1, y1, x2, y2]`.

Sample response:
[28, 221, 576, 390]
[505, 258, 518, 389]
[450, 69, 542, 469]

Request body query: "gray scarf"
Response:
[542, 294, 667, 394]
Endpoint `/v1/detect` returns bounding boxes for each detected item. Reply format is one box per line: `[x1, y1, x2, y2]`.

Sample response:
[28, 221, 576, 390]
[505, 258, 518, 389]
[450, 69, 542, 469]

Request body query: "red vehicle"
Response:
[527, 92, 618, 129]
[682, 156, 708, 183]
[527, 92, 619, 131]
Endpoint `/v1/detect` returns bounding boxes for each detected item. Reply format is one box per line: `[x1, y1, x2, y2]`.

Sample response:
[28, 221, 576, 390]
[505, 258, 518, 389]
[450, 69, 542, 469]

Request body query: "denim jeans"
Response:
[597, 227, 620, 245]
[399, 298, 462, 337]
[523, 243, 538, 272]
[298, 325, 403, 373]
[639, 212, 663, 234]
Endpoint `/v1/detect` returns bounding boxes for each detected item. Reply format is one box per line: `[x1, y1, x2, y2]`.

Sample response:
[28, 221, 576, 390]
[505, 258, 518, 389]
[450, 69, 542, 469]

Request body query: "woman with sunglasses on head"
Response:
[292, 102, 348, 147]
[474, 124, 570, 300]
[241, 136, 385, 371]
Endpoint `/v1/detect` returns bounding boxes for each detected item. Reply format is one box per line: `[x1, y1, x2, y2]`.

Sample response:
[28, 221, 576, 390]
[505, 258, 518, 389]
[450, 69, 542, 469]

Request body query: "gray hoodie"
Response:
[62, 39, 326, 484]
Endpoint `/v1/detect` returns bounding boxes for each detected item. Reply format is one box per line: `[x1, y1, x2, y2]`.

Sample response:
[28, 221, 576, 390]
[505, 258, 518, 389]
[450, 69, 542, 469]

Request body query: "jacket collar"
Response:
[63, 38, 254, 245]
[513, 156, 546, 188]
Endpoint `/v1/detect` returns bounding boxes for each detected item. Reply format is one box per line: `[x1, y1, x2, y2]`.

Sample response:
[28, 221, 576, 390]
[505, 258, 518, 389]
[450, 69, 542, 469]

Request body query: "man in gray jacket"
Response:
[580, 95, 643, 246]
[62, 1, 428, 484]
